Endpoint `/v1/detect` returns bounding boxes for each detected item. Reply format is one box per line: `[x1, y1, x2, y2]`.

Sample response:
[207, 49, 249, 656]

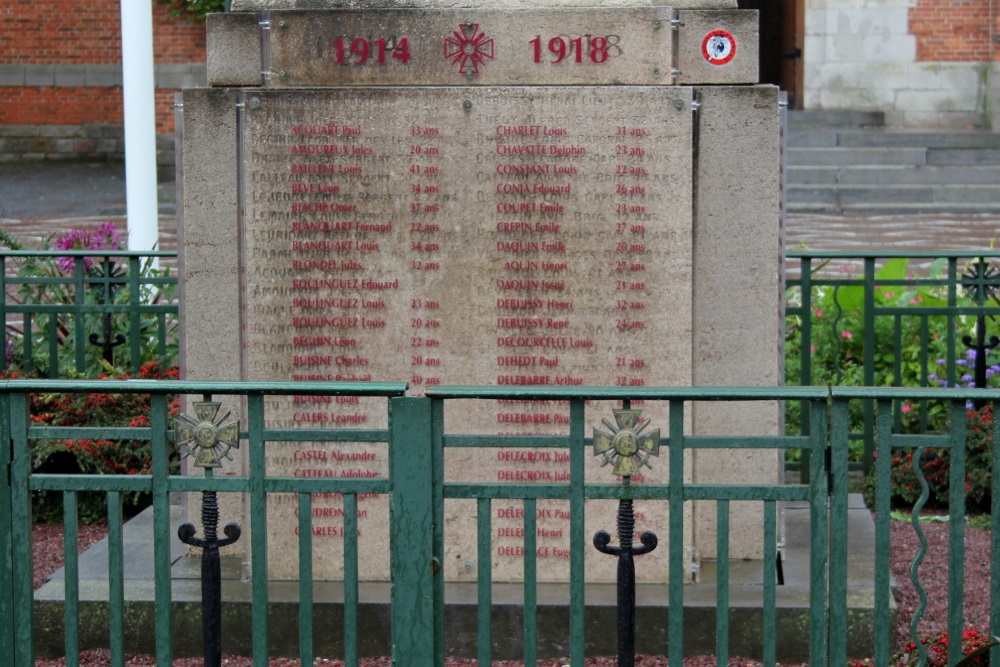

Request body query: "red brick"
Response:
[909, 0, 993, 61]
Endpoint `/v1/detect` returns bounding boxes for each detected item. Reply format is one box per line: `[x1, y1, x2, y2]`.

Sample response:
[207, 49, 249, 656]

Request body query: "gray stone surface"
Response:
[237, 85, 696, 581]
[788, 147, 927, 167]
[0, 64, 26, 85]
[155, 64, 208, 89]
[690, 85, 781, 558]
[24, 64, 55, 86]
[179, 88, 243, 386]
[837, 131, 1000, 149]
[836, 165, 1000, 186]
[185, 4, 779, 584]
[788, 110, 885, 128]
[0, 63, 203, 88]
[206, 12, 263, 86]
[927, 148, 1000, 166]
[53, 65, 88, 86]
[266, 8, 673, 86]
[785, 117, 1000, 213]
[84, 64, 123, 87]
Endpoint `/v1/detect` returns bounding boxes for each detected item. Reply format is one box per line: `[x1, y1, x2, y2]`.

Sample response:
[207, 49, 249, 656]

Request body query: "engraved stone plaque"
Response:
[268, 9, 674, 86]
[240, 86, 694, 581]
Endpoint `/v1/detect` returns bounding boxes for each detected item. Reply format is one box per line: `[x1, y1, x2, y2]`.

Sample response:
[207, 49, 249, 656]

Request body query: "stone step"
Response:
[783, 115, 1000, 213]
[788, 183, 1000, 204]
[788, 165, 1000, 186]
[787, 184, 1000, 214]
[788, 128, 1000, 150]
[787, 147, 928, 167]
[792, 201, 1000, 214]
[786, 109, 885, 128]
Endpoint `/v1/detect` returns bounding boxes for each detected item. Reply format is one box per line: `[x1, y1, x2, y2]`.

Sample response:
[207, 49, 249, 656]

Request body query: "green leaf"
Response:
[835, 284, 864, 314]
[876, 257, 909, 282]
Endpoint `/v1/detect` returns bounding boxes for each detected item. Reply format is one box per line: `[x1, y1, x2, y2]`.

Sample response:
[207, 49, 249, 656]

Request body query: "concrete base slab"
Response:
[34, 495, 887, 662]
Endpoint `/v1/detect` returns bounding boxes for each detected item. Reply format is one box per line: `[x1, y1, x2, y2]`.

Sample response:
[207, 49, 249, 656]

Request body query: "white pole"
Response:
[120, 0, 160, 256]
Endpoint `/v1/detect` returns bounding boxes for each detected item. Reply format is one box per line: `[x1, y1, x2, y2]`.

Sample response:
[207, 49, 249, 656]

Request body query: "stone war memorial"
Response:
[180, 0, 780, 635]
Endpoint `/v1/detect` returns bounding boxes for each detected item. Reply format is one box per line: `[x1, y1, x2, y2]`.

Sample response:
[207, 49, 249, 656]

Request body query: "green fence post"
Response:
[807, 397, 828, 666]
[862, 258, 876, 475]
[0, 389, 13, 660]
[8, 390, 32, 667]
[389, 396, 435, 666]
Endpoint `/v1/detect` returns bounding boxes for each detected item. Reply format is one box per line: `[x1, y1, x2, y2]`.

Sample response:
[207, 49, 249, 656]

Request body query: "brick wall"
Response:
[909, 0, 1000, 62]
[0, 0, 207, 162]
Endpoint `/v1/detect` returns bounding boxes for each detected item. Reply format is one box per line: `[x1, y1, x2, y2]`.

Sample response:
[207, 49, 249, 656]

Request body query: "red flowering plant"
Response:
[862, 405, 994, 514]
[27, 361, 180, 523]
[847, 627, 999, 666]
[890, 627, 998, 666]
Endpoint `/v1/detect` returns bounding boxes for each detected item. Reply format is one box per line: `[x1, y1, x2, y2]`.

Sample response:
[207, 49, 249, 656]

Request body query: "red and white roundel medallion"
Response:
[701, 29, 736, 65]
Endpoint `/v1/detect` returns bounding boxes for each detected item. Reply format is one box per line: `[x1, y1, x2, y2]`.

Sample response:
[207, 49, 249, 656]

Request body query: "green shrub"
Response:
[19, 362, 180, 524]
[160, 0, 226, 20]
[785, 256, 998, 462]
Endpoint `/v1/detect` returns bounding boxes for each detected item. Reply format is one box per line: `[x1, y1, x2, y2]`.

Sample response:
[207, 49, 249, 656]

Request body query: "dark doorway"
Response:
[738, 0, 803, 108]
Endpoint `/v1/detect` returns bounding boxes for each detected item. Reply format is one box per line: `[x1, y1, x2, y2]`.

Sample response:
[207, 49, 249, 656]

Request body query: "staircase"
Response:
[786, 111, 1000, 214]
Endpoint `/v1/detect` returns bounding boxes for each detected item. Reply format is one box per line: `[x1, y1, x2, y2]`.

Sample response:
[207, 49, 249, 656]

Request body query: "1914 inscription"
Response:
[242, 87, 693, 581]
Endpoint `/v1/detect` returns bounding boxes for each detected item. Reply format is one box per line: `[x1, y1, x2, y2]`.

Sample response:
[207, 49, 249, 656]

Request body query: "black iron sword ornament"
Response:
[592, 408, 661, 667]
[175, 402, 242, 667]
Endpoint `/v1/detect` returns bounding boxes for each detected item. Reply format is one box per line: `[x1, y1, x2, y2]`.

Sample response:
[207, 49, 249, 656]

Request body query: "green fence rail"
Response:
[786, 250, 1000, 477]
[0, 380, 996, 666]
[1, 250, 178, 377]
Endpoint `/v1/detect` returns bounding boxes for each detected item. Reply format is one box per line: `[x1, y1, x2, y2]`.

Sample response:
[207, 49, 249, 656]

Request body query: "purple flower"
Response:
[928, 374, 938, 381]
[4, 336, 11, 364]
[54, 222, 124, 273]
[962, 374, 973, 382]
[956, 359, 967, 366]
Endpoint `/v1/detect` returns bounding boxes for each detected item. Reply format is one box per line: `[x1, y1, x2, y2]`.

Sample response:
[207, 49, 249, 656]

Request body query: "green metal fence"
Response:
[1, 380, 997, 665]
[1, 250, 178, 377]
[785, 250, 1000, 477]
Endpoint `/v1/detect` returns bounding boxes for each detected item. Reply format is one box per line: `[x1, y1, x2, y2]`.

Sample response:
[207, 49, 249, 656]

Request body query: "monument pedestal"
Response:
[180, 1, 782, 584]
